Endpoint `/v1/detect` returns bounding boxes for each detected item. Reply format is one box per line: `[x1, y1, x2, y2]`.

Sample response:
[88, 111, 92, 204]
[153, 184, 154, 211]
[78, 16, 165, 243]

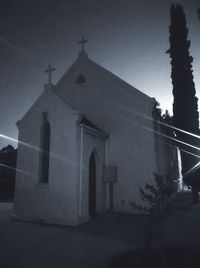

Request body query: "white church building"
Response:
[14, 41, 179, 226]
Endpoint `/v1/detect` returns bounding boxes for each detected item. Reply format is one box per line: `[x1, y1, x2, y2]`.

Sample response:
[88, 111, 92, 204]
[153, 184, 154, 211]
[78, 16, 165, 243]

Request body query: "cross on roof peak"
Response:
[78, 36, 88, 52]
[45, 64, 56, 85]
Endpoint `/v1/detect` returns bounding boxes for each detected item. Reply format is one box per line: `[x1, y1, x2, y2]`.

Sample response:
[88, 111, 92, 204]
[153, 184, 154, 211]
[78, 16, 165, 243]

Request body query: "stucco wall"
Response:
[14, 55, 164, 226]
[55, 55, 157, 213]
[14, 89, 80, 225]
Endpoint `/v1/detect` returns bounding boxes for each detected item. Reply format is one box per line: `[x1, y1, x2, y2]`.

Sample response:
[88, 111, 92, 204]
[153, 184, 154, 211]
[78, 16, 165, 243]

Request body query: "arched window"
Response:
[76, 73, 85, 84]
[39, 115, 50, 183]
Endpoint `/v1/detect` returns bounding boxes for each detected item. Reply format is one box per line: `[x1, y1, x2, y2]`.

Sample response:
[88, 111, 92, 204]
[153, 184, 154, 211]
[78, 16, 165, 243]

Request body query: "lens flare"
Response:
[0, 38, 27, 55]
[0, 133, 79, 168]
[105, 99, 200, 140]
[0, 163, 36, 178]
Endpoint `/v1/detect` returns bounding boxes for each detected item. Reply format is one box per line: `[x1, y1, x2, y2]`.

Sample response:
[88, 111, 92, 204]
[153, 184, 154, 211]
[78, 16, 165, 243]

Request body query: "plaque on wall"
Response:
[103, 166, 117, 183]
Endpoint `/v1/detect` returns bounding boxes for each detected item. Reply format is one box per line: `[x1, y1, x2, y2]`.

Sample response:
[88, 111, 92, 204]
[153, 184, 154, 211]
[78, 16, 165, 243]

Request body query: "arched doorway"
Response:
[89, 151, 96, 216]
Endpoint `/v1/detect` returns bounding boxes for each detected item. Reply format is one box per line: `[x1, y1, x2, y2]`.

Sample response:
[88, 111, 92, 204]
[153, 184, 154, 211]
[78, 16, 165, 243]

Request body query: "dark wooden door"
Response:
[89, 152, 96, 216]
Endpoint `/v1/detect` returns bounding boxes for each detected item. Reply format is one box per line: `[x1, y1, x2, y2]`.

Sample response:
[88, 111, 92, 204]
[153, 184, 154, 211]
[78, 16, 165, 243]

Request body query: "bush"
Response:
[131, 173, 176, 246]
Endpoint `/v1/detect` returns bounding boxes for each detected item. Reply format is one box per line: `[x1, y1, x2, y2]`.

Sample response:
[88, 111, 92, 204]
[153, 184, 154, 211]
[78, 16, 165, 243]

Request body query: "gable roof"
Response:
[17, 52, 156, 132]
[55, 53, 154, 104]
[51, 52, 156, 134]
[17, 86, 78, 127]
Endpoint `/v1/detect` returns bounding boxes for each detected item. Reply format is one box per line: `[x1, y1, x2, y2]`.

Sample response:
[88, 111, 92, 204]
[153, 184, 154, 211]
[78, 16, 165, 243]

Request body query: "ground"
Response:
[1, 202, 200, 267]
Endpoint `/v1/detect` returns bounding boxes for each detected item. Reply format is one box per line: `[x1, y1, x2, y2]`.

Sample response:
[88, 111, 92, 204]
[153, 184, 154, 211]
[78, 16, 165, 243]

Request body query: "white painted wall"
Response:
[14, 54, 174, 226]
[14, 89, 81, 225]
[55, 54, 157, 213]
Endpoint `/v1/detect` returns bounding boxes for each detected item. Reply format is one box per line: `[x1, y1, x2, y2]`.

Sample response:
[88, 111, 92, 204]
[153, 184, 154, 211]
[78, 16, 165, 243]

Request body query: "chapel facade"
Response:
[14, 44, 179, 226]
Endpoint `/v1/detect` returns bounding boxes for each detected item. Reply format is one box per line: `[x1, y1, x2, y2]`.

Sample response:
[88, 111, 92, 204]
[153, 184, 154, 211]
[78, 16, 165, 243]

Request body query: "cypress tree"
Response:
[167, 4, 200, 199]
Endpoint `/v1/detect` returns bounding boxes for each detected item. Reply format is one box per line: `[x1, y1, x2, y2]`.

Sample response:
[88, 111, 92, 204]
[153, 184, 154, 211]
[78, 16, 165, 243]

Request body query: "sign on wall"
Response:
[103, 166, 117, 183]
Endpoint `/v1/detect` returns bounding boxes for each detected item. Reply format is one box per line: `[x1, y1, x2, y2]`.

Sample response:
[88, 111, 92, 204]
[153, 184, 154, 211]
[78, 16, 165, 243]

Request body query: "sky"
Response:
[0, 0, 199, 149]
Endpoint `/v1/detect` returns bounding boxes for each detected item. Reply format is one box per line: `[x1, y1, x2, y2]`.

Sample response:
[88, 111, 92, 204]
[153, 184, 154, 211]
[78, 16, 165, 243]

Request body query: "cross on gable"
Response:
[45, 64, 56, 84]
[78, 36, 88, 52]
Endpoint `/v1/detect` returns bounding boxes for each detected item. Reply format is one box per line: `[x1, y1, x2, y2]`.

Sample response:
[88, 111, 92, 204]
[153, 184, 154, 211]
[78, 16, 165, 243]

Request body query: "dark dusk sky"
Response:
[0, 0, 199, 148]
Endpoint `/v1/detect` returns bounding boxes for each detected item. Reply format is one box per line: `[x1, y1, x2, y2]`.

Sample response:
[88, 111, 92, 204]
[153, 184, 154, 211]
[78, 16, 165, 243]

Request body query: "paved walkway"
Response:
[1, 203, 200, 267]
[0, 205, 145, 268]
[163, 204, 200, 248]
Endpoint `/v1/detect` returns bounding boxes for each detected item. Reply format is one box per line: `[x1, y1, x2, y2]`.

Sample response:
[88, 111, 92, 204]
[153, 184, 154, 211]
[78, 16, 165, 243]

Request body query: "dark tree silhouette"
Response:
[0, 145, 17, 200]
[167, 4, 200, 202]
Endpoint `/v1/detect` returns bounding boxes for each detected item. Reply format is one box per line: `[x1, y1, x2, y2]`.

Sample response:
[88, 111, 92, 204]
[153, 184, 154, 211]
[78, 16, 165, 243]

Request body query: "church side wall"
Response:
[14, 90, 80, 225]
[110, 110, 157, 212]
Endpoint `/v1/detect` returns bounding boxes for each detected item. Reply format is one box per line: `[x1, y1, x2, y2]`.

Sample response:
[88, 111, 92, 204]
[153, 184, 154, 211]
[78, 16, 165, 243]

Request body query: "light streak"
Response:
[0, 163, 36, 178]
[0, 133, 79, 168]
[105, 99, 200, 140]
[0, 38, 27, 55]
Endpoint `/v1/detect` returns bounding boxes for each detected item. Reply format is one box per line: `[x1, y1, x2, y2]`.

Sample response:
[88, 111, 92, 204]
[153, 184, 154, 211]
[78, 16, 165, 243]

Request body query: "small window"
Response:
[76, 73, 85, 84]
